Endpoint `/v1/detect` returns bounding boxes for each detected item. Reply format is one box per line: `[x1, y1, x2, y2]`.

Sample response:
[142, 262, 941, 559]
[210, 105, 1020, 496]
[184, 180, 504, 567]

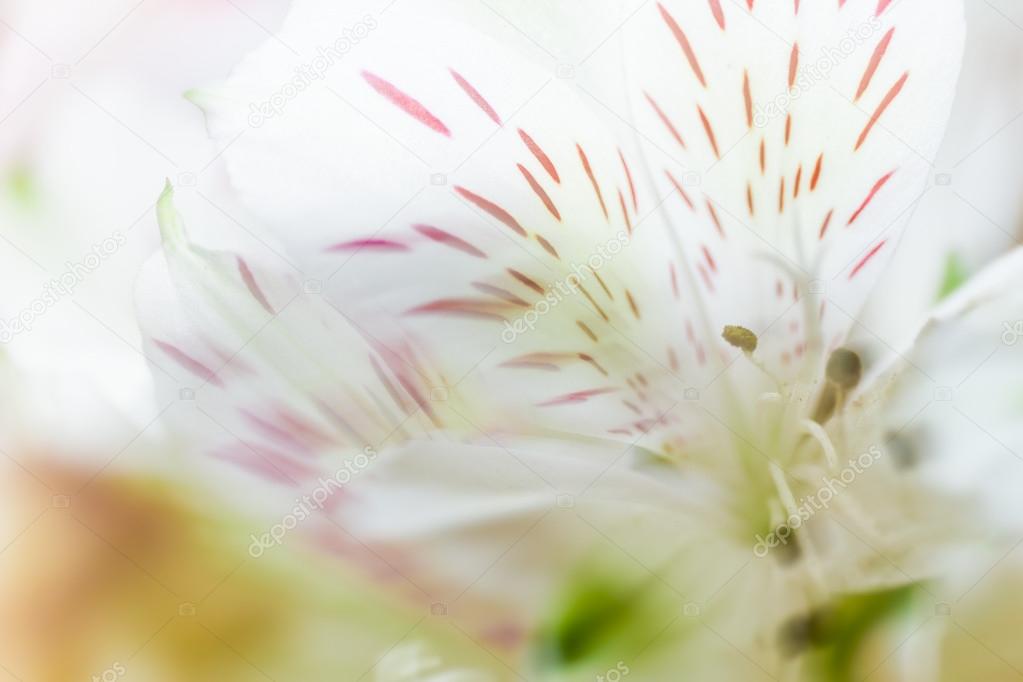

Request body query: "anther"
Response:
[722, 325, 758, 354]
[826, 348, 862, 390]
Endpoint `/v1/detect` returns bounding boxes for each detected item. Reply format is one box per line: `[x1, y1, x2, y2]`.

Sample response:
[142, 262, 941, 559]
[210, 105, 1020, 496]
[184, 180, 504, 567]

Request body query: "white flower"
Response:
[134, 1, 1023, 678]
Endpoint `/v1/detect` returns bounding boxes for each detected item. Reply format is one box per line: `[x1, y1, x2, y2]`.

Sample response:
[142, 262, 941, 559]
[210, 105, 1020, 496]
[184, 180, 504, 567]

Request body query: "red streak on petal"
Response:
[785, 113, 793, 146]
[876, 0, 893, 16]
[626, 290, 641, 319]
[698, 263, 715, 293]
[701, 244, 717, 273]
[697, 105, 720, 158]
[706, 199, 725, 238]
[472, 282, 528, 307]
[362, 71, 450, 136]
[450, 69, 501, 125]
[670, 263, 680, 299]
[760, 138, 766, 174]
[328, 239, 409, 252]
[155, 340, 222, 386]
[577, 321, 598, 342]
[789, 43, 800, 89]
[849, 240, 887, 279]
[577, 144, 609, 219]
[517, 163, 561, 221]
[743, 70, 753, 128]
[645, 92, 687, 150]
[236, 256, 274, 315]
[810, 153, 824, 190]
[847, 170, 895, 225]
[507, 268, 546, 295]
[619, 149, 638, 211]
[708, 0, 726, 29]
[536, 234, 560, 259]
[856, 28, 895, 101]
[793, 164, 803, 199]
[455, 186, 527, 237]
[518, 129, 560, 183]
[747, 183, 755, 216]
[406, 299, 506, 321]
[618, 189, 633, 235]
[818, 209, 835, 239]
[413, 224, 486, 258]
[855, 72, 908, 151]
[658, 3, 707, 87]
[538, 387, 617, 407]
[665, 170, 695, 210]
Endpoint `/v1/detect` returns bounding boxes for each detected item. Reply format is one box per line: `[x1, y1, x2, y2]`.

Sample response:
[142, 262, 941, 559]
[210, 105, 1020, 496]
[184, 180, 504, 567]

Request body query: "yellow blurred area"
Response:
[0, 456, 506, 682]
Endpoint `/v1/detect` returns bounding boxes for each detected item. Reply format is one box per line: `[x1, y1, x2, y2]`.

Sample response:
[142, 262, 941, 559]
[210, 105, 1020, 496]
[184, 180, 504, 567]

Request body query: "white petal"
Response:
[879, 247, 1023, 527]
[617, 0, 965, 362]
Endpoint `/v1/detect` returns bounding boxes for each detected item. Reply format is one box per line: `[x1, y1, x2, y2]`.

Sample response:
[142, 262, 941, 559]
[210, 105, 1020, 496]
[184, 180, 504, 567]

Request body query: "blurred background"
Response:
[0, 0, 1021, 680]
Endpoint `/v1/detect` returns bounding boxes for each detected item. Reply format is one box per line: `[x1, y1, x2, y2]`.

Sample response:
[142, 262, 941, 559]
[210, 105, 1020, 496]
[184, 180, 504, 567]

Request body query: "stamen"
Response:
[826, 348, 862, 389]
[722, 325, 758, 353]
[800, 418, 838, 469]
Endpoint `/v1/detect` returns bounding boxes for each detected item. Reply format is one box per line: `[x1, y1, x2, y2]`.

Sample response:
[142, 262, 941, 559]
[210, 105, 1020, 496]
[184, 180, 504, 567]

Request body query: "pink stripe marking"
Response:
[538, 387, 617, 407]
[519, 129, 560, 183]
[665, 170, 695, 210]
[236, 257, 274, 315]
[455, 186, 527, 237]
[406, 299, 507, 321]
[413, 224, 486, 258]
[789, 43, 800, 89]
[818, 209, 835, 239]
[645, 92, 687, 150]
[155, 340, 222, 386]
[702, 244, 717, 273]
[876, 0, 893, 15]
[847, 170, 895, 225]
[517, 163, 561, 221]
[327, 239, 409, 252]
[708, 0, 726, 29]
[450, 69, 501, 125]
[362, 71, 451, 136]
[577, 144, 609, 219]
[743, 70, 753, 128]
[705, 199, 725, 238]
[855, 72, 908, 151]
[856, 28, 895, 101]
[697, 105, 720, 158]
[619, 149, 638, 211]
[658, 3, 707, 87]
[473, 282, 528, 307]
[810, 153, 824, 191]
[849, 240, 887, 279]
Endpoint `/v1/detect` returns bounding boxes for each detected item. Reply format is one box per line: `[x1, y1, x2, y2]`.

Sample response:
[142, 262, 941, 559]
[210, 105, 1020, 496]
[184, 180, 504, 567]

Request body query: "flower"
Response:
[135, 1, 1023, 678]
